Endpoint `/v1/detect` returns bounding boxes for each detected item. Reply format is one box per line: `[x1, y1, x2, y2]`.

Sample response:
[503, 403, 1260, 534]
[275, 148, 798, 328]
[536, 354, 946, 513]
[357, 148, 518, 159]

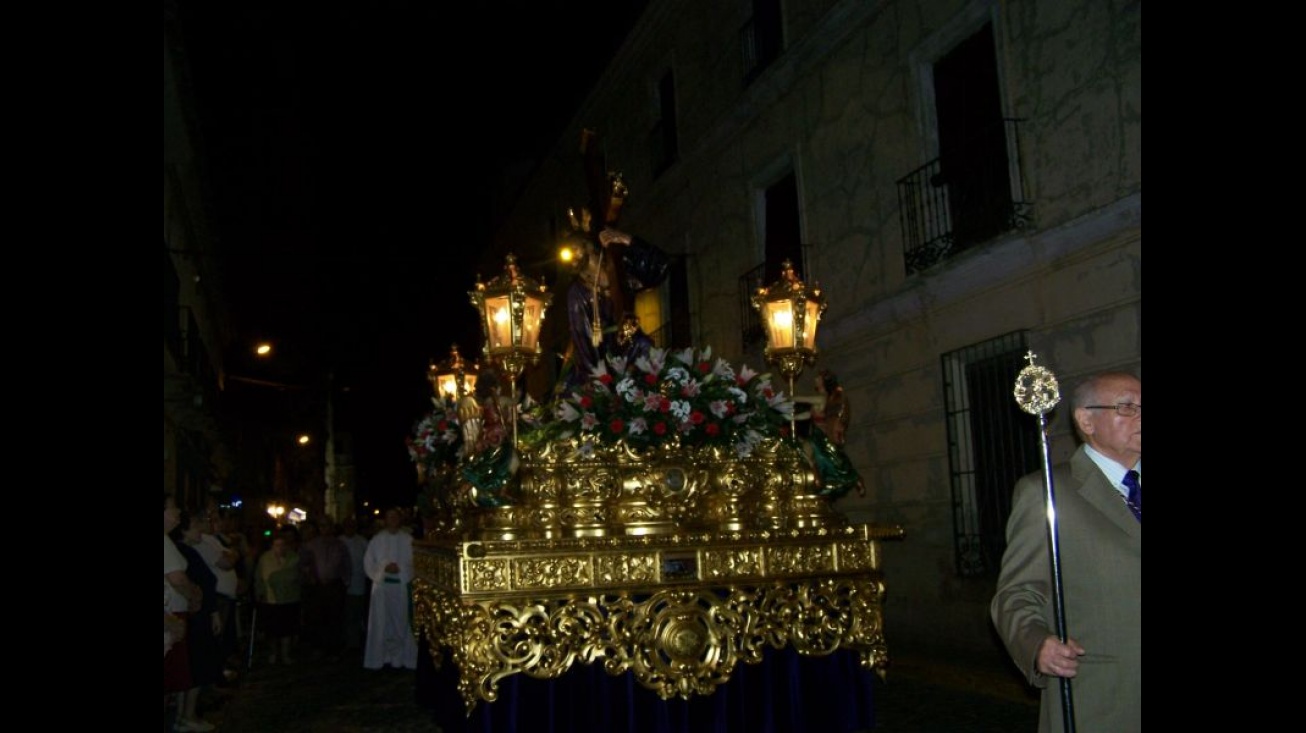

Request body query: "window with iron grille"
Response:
[941, 330, 1041, 577]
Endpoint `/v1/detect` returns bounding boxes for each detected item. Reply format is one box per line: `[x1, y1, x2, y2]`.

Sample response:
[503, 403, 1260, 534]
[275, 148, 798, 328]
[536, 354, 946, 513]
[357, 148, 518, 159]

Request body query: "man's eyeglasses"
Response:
[1084, 403, 1141, 417]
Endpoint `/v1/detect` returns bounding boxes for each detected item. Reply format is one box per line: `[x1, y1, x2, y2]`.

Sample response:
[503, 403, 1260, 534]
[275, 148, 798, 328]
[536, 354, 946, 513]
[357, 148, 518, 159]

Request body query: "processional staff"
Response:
[1012, 351, 1075, 733]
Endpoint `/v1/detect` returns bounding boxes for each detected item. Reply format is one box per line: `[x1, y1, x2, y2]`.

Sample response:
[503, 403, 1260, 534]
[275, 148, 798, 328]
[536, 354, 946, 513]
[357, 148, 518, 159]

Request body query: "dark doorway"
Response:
[763, 171, 804, 281]
[933, 22, 1011, 251]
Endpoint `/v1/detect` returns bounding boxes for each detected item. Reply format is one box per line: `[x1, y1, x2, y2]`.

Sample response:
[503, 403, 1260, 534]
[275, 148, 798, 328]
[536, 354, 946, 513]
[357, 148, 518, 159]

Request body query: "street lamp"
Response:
[752, 260, 827, 437]
[468, 254, 554, 447]
[428, 343, 479, 407]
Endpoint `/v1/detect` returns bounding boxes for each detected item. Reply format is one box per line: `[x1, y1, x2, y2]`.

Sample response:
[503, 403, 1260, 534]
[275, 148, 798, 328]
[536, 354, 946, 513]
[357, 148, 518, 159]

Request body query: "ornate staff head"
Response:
[1013, 350, 1060, 416]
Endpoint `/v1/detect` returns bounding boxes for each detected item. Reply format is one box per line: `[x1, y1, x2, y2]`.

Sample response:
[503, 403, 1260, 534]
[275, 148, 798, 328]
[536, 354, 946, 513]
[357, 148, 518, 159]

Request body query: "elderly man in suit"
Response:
[991, 371, 1141, 733]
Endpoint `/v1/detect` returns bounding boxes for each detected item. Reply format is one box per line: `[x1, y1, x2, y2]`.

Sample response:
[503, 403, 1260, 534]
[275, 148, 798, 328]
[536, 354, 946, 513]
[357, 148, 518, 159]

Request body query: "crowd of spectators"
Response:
[163, 499, 422, 731]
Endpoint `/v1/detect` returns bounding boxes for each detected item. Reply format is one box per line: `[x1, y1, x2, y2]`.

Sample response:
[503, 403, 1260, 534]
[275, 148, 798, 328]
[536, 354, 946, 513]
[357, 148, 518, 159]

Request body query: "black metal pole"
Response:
[1036, 414, 1075, 733]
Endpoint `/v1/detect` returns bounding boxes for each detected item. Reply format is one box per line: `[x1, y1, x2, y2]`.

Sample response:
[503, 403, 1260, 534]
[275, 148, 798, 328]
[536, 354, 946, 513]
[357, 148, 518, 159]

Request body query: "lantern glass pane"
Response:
[802, 299, 821, 350]
[764, 300, 795, 350]
[485, 294, 512, 351]
[526, 298, 548, 350]
[437, 374, 457, 399]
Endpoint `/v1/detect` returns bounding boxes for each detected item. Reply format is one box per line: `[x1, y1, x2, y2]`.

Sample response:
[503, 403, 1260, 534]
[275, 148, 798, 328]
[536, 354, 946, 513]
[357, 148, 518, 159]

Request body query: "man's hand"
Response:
[598, 228, 631, 248]
[1036, 635, 1086, 678]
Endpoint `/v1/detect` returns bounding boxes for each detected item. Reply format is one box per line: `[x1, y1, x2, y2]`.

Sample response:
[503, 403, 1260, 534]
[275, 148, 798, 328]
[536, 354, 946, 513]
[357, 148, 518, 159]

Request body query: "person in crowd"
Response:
[254, 525, 303, 665]
[339, 516, 370, 657]
[214, 510, 252, 649]
[363, 508, 418, 670]
[171, 509, 222, 732]
[990, 371, 1141, 733]
[195, 511, 240, 681]
[164, 595, 186, 658]
[299, 517, 352, 661]
[164, 494, 206, 730]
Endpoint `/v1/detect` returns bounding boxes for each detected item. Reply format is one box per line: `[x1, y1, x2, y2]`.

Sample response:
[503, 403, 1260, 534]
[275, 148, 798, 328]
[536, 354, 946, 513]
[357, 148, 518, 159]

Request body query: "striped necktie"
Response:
[1122, 470, 1141, 522]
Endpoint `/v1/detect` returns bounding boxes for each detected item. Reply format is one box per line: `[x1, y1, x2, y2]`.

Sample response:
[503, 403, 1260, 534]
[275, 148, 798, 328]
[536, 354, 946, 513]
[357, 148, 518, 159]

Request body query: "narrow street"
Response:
[175, 645, 1038, 732]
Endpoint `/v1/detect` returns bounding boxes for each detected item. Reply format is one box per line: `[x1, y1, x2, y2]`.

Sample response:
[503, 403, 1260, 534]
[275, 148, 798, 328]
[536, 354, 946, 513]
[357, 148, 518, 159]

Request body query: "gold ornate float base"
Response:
[412, 523, 903, 715]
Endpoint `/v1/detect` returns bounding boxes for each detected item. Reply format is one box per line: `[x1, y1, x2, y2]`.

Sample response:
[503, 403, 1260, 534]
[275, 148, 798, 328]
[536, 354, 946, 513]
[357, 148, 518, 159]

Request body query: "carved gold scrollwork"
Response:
[416, 575, 893, 715]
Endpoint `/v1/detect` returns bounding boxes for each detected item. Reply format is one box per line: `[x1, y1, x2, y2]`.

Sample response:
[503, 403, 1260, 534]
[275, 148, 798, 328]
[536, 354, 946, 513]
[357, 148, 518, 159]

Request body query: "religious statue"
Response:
[792, 369, 866, 498]
[458, 363, 520, 507]
[556, 128, 670, 392]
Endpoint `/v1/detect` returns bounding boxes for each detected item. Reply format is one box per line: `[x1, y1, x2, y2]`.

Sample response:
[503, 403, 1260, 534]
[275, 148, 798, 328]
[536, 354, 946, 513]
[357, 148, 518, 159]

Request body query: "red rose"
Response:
[659, 397, 671, 413]
[644, 373, 658, 386]
[609, 418, 624, 434]
[690, 410, 705, 425]
[437, 420, 448, 431]
[580, 395, 593, 409]
[599, 373, 613, 385]
[705, 423, 720, 436]
[653, 422, 667, 435]
[697, 361, 711, 373]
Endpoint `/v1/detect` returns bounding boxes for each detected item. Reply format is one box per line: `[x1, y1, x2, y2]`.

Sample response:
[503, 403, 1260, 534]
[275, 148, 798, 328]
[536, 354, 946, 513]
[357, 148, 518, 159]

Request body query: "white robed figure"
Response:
[362, 508, 418, 670]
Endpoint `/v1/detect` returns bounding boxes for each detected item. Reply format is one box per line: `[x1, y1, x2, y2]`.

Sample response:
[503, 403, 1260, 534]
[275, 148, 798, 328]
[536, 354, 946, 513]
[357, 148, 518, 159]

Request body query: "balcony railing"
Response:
[896, 119, 1032, 275]
[739, 262, 767, 347]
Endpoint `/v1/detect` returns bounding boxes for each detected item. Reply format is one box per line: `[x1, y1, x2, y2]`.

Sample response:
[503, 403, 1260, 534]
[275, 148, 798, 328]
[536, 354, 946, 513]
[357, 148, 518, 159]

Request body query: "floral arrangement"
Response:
[405, 401, 463, 471]
[533, 346, 793, 457]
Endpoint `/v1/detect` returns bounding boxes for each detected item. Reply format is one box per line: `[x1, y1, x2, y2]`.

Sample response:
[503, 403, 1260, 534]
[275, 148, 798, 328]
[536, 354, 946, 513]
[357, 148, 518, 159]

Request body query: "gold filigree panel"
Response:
[466, 558, 512, 591]
[594, 552, 658, 585]
[766, 543, 835, 574]
[514, 556, 592, 589]
[415, 576, 891, 715]
[835, 540, 878, 571]
[701, 547, 763, 580]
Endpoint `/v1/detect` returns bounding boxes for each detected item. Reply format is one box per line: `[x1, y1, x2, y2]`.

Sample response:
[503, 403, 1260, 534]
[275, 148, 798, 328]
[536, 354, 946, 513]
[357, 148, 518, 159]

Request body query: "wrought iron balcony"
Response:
[739, 261, 767, 347]
[896, 118, 1032, 275]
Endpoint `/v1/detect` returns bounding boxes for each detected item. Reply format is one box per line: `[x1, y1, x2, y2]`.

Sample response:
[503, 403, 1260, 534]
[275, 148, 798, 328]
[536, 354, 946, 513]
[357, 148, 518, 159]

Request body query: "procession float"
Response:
[407, 129, 901, 719]
[407, 252, 904, 716]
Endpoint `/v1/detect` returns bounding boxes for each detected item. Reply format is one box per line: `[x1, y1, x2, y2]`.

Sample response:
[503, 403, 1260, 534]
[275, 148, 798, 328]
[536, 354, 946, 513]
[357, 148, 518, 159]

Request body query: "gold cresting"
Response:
[411, 436, 904, 714]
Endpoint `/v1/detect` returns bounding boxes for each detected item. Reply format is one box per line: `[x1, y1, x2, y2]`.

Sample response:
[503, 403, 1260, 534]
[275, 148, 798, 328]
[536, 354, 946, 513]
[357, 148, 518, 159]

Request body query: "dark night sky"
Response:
[174, 0, 645, 508]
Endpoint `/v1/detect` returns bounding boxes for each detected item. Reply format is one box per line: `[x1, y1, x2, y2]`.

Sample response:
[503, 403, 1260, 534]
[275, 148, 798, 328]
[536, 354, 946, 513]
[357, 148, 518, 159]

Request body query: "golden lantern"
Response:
[468, 254, 554, 446]
[751, 260, 827, 436]
[427, 343, 479, 406]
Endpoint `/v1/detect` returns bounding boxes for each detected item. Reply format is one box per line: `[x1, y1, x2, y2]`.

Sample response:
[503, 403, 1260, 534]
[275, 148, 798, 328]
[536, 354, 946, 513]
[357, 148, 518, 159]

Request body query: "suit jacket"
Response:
[991, 444, 1141, 733]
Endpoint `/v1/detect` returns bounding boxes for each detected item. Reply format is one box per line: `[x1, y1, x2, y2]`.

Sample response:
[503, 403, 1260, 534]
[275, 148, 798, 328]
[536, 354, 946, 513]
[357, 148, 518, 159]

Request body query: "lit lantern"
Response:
[469, 254, 554, 446]
[428, 343, 478, 406]
[751, 260, 827, 435]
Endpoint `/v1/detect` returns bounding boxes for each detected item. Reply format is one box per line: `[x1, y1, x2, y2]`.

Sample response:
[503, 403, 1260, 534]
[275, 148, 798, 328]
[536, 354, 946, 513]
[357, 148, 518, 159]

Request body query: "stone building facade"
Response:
[483, 0, 1140, 662]
[165, 11, 234, 511]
